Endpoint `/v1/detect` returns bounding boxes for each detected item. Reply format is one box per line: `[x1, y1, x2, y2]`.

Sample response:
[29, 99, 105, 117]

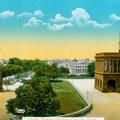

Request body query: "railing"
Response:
[59, 104, 92, 117]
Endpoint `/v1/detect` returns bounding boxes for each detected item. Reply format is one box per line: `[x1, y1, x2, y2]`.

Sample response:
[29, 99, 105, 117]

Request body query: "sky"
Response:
[0, 0, 120, 60]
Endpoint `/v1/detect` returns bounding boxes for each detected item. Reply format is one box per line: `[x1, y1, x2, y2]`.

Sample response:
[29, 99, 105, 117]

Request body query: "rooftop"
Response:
[95, 51, 120, 58]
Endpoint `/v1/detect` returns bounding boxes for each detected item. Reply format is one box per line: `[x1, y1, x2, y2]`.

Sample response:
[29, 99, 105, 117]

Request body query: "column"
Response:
[117, 60, 118, 72]
[118, 60, 120, 72]
[109, 60, 112, 72]
[112, 60, 114, 72]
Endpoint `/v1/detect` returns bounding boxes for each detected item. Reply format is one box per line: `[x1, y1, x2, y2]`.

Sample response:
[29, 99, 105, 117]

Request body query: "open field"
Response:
[0, 92, 15, 120]
[51, 81, 87, 114]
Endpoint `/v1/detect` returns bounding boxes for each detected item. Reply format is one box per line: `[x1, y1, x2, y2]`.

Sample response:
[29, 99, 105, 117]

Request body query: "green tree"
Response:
[1, 65, 23, 77]
[0, 72, 3, 91]
[6, 98, 16, 114]
[8, 65, 23, 75]
[22, 60, 34, 71]
[8, 58, 23, 66]
[48, 64, 60, 79]
[0, 64, 23, 91]
[33, 62, 49, 77]
[0, 65, 8, 91]
[59, 66, 69, 77]
[87, 62, 95, 77]
[0, 65, 8, 77]
[6, 76, 60, 116]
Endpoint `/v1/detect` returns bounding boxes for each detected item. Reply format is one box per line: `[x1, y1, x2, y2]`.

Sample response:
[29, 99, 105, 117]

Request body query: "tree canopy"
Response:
[6, 76, 60, 116]
[0, 64, 23, 77]
[87, 62, 95, 77]
[33, 63, 69, 79]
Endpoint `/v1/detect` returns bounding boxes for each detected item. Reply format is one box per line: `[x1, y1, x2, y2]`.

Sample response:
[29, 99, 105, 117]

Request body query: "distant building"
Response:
[48, 59, 94, 75]
[0, 59, 8, 65]
[68, 60, 94, 75]
[47, 60, 70, 68]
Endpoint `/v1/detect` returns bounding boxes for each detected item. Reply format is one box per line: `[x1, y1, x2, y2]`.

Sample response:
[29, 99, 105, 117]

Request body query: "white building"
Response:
[48, 59, 94, 75]
[0, 59, 8, 65]
[68, 60, 94, 75]
[47, 60, 70, 68]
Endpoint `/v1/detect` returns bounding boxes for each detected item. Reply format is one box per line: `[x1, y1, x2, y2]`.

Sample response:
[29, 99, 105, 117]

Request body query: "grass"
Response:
[51, 80, 87, 115]
[0, 92, 15, 120]
[0, 81, 86, 119]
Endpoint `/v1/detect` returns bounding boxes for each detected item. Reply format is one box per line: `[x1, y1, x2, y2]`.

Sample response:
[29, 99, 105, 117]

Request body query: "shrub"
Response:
[116, 87, 120, 93]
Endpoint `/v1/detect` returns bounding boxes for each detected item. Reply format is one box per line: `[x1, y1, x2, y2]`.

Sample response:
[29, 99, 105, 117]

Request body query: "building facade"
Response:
[48, 59, 93, 75]
[68, 60, 93, 75]
[0, 59, 8, 65]
[47, 60, 69, 68]
[95, 52, 120, 92]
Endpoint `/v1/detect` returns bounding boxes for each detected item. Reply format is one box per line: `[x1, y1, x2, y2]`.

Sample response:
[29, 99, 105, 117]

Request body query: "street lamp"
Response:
[87, 91, 89, 100]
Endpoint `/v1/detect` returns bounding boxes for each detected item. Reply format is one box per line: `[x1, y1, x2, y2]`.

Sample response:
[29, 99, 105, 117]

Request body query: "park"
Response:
[0, 55, 120, 120]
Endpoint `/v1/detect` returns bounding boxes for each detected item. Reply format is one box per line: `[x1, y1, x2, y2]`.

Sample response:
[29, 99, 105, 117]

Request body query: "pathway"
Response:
[66, 79, 120, 120]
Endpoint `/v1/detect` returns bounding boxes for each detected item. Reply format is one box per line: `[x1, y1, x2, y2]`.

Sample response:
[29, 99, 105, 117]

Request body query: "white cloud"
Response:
[20, 8, 112, 30]
[17, 12, 32, 18]
[70, 8, 90, 21]
[34, 10, 44, 17]
[69, 8, 90, 27]
[47, 22, 73, 31]
[0, 10, 15, 19]
[88, 20, 112, 28]
[50, 13, 68, 23]
[109, 14, 120, 21]
[70, 8, 111, 28]
[18, 10, 44, 18]
[47, 8, 111, 31]
[23, 17, 41, 28]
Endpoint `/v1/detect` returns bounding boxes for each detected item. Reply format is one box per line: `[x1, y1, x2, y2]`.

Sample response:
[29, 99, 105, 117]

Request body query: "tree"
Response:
[33, 63, 60, 79]
[0, 72, 3, 91]
[87, 62, 95, 77]
[0, 65, 7, 91]
[8, 65, 23, 75]
[0, 65, 23, 77]
[6, 76, 60, 116]
[8, 58, 23, 66]
[1, 64, 23, 76]
[47, 64, 60, 79]
[59, 66, 69, 76]
[0, 64, 23, 91]
[22, 60, 34, 71]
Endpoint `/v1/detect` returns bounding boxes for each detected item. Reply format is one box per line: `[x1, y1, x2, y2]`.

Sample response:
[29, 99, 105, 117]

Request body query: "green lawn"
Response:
[51, 80, 87, 115]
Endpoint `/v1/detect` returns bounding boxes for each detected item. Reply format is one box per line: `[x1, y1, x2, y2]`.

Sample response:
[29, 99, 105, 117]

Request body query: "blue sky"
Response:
[0, 0, 120, 59]
[0, 0, 120, 32]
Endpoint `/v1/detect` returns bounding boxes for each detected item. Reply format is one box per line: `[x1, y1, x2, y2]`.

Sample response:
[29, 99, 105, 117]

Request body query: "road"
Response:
[66, 79, 120, 120]
[3, 82, 23, 91]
